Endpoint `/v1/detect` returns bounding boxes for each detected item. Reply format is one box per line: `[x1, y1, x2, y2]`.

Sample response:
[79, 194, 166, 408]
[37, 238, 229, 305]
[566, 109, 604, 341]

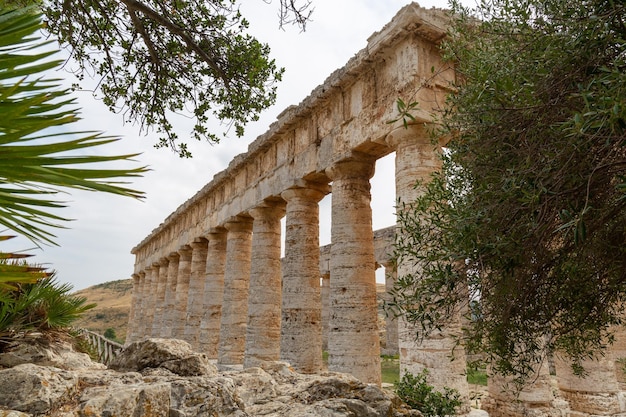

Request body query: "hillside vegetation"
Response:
[73, 279, 132, 343]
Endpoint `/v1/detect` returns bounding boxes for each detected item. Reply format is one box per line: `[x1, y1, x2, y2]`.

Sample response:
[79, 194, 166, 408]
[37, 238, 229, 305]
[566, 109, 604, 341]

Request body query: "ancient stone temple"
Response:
[128, 3, 626, 416]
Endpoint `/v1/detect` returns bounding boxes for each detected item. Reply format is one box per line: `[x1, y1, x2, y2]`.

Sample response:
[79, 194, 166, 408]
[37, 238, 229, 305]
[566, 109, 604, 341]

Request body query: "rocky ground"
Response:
[0, 336, 421, 417]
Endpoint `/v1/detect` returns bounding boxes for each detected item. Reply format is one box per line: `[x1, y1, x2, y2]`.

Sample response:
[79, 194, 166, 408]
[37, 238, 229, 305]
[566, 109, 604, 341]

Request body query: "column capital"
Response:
[158, 257, 169, 266]
[248, 200, 286, 220]
[325, 153, 376, 181]
[223, 215, 254, 232]
[384, 124, 444, 150]
[178, 244, 193, 259]
[205, 227, 227, 238]
[190, 239, 208, 250]
[281, 182, 330, 203]
[167, 252, 180, 262]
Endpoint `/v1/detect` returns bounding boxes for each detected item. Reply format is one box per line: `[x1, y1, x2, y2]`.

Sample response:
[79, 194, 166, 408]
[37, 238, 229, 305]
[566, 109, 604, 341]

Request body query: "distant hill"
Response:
[73, 279, 132, 343]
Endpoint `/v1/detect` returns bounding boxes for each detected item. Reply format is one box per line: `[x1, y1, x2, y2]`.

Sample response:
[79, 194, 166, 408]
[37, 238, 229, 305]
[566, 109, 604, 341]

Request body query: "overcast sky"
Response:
[13, 0, 454, 291]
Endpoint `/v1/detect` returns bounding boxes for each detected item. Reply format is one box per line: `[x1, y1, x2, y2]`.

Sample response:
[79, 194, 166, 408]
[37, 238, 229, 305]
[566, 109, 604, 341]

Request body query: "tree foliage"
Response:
[42, 0, 312, 157]
[390, 0, 626, 381]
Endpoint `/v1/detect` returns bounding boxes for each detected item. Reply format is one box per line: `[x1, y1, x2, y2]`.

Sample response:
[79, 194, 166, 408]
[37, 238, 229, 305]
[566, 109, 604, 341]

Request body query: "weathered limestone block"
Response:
[198, 228, 227, 357]
[281, 183, 329, 373]
[110, 338, 217, 377]
[150, 258, 169, 337]
[326, 154, 381, 385]
[0, 363, 78, 414]
[183, 239, 209, 349]
[0, 411, 31, 417]
[0, 339, 104, 371]
[244, 201, 286, 368]
[79, 382, 171, 417]
[161, 252, 180, 338]
[167, 377, 244, 416]
[171, 246, 193, 340]
[218, 216, 253, 366]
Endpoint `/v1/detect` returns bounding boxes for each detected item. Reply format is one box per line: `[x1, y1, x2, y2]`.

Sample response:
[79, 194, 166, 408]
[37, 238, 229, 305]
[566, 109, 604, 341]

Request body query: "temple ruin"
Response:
[127, 4, 626, 416]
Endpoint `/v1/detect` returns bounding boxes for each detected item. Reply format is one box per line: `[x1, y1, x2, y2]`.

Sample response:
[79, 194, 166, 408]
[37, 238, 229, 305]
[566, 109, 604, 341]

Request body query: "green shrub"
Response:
[103, 327, 117, 340]
[0, 276, 95, 350]
[395, 370, 462, 417]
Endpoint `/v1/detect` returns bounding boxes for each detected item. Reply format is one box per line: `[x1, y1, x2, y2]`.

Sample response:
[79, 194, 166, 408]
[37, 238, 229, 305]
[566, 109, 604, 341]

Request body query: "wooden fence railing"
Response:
[79, 329, 124, 365]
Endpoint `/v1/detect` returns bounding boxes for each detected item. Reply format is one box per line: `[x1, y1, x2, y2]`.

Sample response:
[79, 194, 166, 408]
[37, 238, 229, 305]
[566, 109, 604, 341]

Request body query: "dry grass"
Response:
[73, 279, 132, 343]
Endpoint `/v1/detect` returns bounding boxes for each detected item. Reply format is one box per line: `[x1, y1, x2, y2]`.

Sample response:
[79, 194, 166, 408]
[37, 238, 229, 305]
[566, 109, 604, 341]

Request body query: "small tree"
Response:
[103, 327, 117, 341]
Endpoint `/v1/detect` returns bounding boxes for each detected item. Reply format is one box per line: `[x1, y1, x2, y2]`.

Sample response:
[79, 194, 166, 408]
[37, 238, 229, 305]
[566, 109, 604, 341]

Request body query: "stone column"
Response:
[321, 272, 330, 353]
[151, 258, 169, 337]
[244, 201, 286, 368]
[161, 252, 179, 338]
[386, 124, 469, 402]
[171, 246, 192, 340]
[555, 356, 622, 415]
[383, 263, 399, 356]
[134, 270, 147, 339]
[141, 266, 158, 338]
[218, 216, 253, 366]
[280, 183, 329, 373]
[184, 239, 209, 349]
[325, 154, 381, 385]
[126, 273, 141, 344]
[199, 228, 227, 357]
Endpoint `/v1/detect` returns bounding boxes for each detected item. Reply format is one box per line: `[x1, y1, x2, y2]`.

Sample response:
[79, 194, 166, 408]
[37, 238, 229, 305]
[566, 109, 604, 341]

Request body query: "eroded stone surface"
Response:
[0, 338, 421, 417]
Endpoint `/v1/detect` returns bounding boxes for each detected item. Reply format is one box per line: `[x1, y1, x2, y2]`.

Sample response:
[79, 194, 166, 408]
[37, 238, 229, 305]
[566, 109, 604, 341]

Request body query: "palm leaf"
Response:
[0, 7, 147, 250]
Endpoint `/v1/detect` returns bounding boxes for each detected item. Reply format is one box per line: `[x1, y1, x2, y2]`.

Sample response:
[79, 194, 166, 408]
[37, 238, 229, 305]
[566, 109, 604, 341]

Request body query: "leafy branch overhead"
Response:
[44, 0, 313, 158]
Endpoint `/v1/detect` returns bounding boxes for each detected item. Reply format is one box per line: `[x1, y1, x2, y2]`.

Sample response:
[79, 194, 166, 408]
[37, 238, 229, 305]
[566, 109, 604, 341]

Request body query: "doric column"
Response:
[161, 252, 179, 338]
[280, 183, 329, 373]
[321, 272, 330, 352]
[555, 356, 621, 415]
[385, 124, 469, 403]
[383, 262, 399, 356]
[141, 265, 157, 338]
[218, 216, 254, 366]
[135, 271, 147, 339]
[325, 154, 381, 385]
[171, 245, 192, 340]
[244, 201, 286, 368]
[199, 228, 227, 357]
[151, 257, 169, 337]
[183, 239, 209, 349]
[126, 273, 141, 344]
